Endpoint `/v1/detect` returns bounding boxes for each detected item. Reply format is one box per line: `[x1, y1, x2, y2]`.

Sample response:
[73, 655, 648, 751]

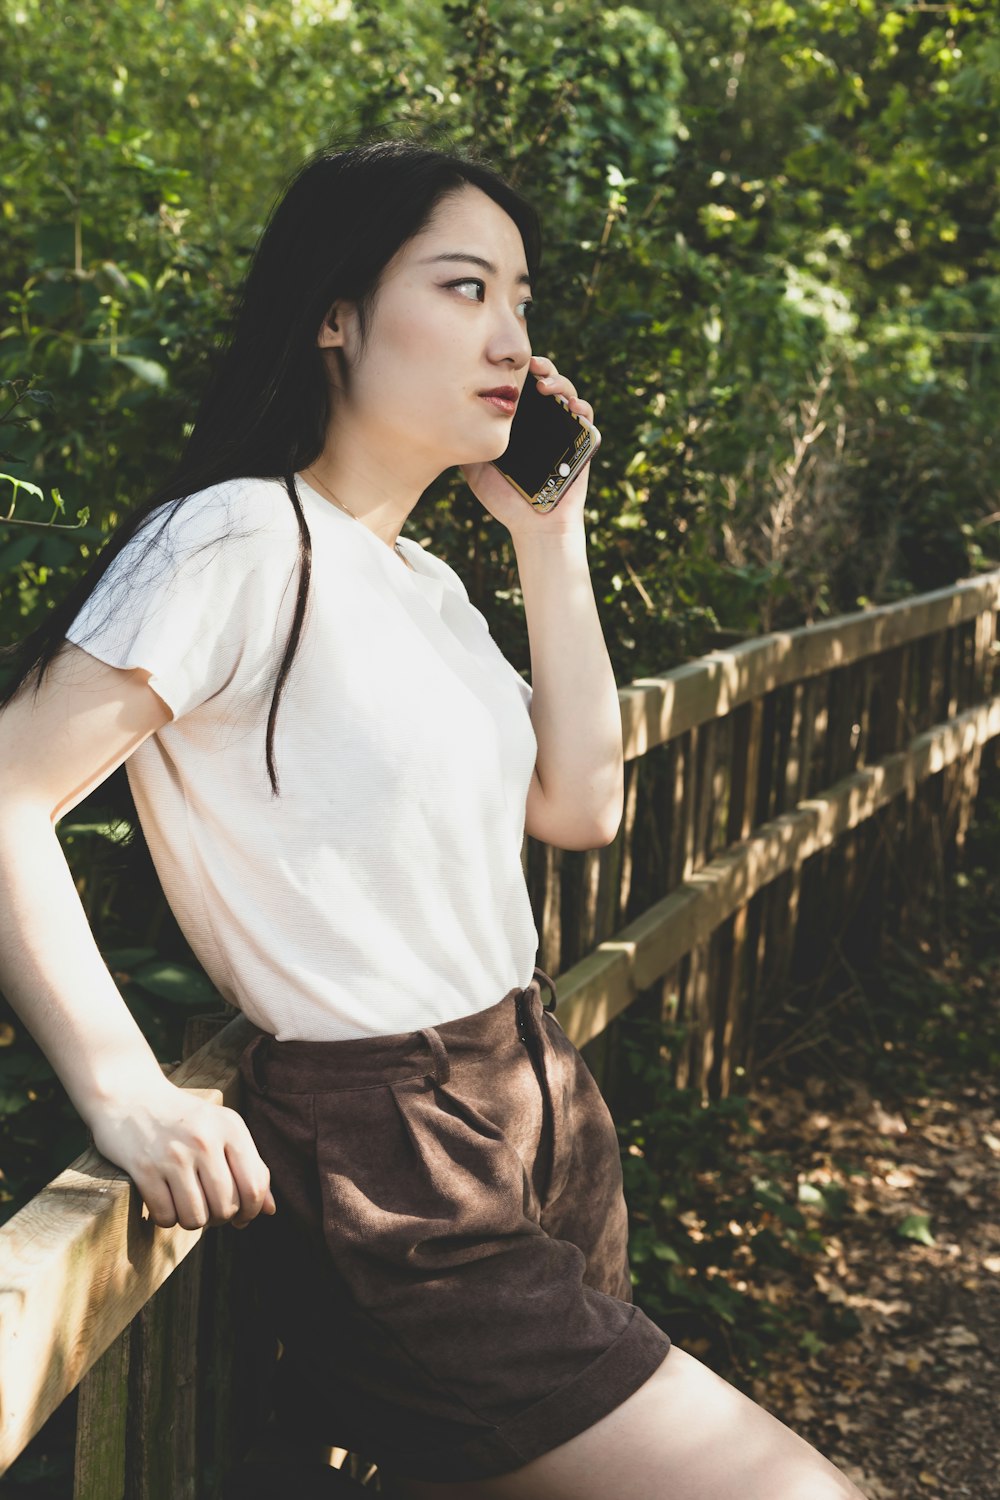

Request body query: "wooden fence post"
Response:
[124, 1243, 202, 1500]
[73, 1327, 130, 1500]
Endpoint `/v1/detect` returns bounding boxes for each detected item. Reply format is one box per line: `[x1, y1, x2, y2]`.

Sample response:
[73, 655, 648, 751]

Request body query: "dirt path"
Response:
[743, 959, 1000, 1499]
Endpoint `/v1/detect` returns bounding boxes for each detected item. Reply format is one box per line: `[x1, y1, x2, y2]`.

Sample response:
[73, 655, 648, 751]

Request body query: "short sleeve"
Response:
[64, 482, 300, 722]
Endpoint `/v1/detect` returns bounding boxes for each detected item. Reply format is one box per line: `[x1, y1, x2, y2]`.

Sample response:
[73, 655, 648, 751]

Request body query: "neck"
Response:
[306, 414, 443, 553]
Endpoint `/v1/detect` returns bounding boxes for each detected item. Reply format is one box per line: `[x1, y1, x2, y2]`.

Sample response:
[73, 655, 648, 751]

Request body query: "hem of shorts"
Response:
[377, 1304, 672, 1484]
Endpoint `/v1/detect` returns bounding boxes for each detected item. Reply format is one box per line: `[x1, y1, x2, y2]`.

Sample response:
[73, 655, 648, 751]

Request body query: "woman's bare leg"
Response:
[379, 1345, 868, 1500]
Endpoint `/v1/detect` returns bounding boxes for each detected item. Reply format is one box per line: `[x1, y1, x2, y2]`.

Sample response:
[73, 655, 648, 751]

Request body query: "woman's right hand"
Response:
[88, 1074, 277, 1231]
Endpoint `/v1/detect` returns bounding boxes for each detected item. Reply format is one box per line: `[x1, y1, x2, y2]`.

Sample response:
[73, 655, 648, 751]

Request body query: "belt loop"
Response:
[241, 1032, 270, 1096]
[418, 1026, 450, 1087]
[532, 966, 559, 1012]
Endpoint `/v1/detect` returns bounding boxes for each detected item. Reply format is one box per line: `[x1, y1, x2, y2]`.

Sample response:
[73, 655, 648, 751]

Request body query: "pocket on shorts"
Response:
[313, 1076, 541, 1283]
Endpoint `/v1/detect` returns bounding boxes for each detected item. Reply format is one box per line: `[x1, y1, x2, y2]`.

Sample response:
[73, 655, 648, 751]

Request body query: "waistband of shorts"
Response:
[239, 967, 558, 1095]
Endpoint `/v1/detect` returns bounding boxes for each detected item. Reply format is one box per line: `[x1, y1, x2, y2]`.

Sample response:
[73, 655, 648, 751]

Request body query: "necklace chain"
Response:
[301, 468, 409, 565]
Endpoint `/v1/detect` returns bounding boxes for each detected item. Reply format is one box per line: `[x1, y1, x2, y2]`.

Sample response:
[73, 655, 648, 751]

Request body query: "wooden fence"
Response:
[2, 567, 999, 1495]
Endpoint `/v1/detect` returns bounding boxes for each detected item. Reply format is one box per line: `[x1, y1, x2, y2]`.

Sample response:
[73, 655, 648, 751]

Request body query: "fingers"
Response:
[132, 1107, 274, 1232]
[536, 371, 579, 402]
[135, 1171, 186, 1231]
[160, 1167, 212, 1231]
[529, 353, 556, 378]
[223, 1133, 275, 1229]
[529, 354, 593, 423]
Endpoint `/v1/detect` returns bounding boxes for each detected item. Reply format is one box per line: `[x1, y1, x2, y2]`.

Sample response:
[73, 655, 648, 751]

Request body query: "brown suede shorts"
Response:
[236, 967, 672, 1483]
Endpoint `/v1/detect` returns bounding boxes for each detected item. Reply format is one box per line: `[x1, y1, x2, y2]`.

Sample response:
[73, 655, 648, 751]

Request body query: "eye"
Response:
[447, 278, 486, 301]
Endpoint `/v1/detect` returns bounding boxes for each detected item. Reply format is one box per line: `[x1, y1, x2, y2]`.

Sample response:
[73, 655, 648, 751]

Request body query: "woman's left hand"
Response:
[460, 354, 601, 539]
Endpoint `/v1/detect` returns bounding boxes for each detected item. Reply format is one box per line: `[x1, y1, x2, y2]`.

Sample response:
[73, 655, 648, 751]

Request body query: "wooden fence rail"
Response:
[526, 568, 1000, 1094]
[2, 567, 998, 1493]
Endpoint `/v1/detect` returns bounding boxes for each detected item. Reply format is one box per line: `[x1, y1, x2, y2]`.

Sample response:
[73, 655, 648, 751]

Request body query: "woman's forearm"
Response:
[512, 523, 625, 846]
[0, 803, 170, 1125]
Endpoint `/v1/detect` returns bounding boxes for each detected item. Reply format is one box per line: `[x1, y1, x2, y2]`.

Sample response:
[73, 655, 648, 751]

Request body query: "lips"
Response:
[478, 385, 519, 414]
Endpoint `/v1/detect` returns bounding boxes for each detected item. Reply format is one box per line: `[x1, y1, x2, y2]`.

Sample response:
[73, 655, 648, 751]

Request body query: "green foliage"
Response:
[895, 1211, 935, 1246]
[616, 1015, 838, 1378]
[4, 0, 997, 671]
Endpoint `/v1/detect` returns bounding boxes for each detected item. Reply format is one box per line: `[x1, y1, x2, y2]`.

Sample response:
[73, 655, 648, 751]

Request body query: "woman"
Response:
[0, 135, 866, 1499]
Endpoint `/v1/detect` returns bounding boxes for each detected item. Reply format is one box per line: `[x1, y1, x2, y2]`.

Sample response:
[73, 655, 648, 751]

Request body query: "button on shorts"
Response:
[236, 967, 672, 1483]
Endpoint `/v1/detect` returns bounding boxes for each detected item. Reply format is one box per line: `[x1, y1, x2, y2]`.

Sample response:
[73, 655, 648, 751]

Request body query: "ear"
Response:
[317, 304, 347, 349]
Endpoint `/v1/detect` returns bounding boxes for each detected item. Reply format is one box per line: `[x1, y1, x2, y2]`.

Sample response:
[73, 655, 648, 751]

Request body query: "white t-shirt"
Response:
[65, 474, 540, 1040]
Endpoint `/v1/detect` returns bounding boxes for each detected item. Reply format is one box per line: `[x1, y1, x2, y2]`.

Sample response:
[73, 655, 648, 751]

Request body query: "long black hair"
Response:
[1, 129, 542, 797]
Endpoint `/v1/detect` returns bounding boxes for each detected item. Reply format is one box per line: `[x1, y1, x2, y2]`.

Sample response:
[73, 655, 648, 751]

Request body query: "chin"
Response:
[458, 436, 511, 466]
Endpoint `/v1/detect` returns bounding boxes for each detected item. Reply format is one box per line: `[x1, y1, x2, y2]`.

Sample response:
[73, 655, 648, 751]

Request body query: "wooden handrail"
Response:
[619, 570, 1000, 756]
[0, 1014, 257, 1472]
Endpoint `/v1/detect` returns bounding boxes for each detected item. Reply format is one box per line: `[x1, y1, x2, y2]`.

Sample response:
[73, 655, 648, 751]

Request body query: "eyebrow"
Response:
[420, 252, 532, 287]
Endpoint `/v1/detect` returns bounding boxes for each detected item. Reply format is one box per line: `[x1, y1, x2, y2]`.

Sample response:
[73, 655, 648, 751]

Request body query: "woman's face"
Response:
[321, 183, 535, 469]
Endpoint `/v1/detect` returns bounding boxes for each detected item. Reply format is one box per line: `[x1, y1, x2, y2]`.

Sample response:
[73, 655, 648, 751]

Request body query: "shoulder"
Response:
[135, 476, 301, 559]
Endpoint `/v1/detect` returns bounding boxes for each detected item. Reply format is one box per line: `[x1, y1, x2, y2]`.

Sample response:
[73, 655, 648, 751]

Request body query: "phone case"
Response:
[491, 385, 596, 513]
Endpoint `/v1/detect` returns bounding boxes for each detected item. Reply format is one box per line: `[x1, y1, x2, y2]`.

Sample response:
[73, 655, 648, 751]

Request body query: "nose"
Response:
[489, 304, 532, 370]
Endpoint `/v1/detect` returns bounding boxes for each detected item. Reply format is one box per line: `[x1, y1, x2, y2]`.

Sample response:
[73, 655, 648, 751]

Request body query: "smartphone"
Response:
[491, 376, 596, 513]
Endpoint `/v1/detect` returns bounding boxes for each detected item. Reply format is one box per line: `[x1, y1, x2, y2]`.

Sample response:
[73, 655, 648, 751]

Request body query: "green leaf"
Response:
[0, 473, 44, 506]
[0, 1087, 31, 1117]
[896, 1213, 936, 1246]
[114, 355, 168, 388]
[103, 947, 159, 970]
[130, 961, 221, 1007]
[798, 1180, 848, 1219]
